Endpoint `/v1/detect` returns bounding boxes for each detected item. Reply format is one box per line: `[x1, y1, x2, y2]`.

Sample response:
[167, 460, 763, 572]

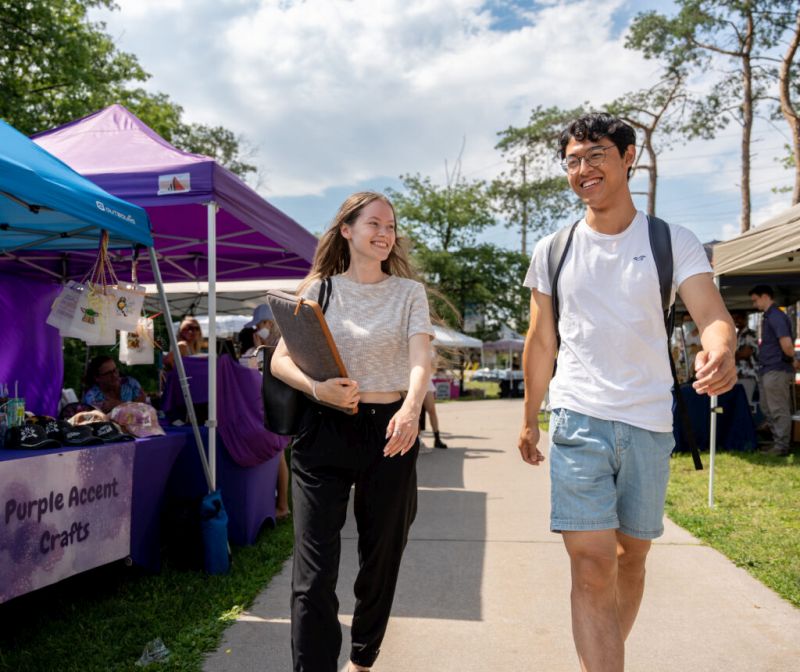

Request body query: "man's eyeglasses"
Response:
[98, 368, 118, 378]
[561, 145, 617, 174]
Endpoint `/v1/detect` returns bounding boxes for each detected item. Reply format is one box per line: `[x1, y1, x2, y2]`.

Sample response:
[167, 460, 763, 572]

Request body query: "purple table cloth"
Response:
[0, 432, 186, 586]
[0, 272, 64, 416]
[161, 355, 210, 410]
[162, 354, 289, 467]
[166, 426, 281, 546]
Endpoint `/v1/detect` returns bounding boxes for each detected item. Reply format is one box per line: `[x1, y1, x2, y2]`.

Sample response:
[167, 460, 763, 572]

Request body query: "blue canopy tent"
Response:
[0, 119, 212, 491]
[0, 119, 152, 252]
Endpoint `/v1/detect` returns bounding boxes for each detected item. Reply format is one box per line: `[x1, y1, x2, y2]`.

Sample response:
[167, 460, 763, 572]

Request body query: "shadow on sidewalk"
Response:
[397, 441, 488, 621]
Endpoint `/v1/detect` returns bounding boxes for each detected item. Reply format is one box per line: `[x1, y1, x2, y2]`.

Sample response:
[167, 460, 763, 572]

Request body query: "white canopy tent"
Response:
[705, 203, 800, 507]
[713, 203, 800, 308]
[432, 325, 483, 349]
[144, 278, 302, 317]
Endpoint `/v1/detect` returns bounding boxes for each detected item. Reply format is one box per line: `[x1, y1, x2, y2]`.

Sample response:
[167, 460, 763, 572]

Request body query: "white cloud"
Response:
[92, 0, 798, 244]
[96, 0, 658, 197]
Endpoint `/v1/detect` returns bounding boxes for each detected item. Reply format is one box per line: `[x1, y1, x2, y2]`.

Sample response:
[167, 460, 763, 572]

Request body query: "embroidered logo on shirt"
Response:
[633, 255, 647, 261]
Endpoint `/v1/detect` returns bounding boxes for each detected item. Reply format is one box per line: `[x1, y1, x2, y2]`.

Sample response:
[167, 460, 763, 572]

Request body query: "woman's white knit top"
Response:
[303, 275, 434, 392]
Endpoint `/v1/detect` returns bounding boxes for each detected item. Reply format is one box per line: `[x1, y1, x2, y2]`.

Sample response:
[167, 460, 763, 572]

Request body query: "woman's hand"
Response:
[316, 378, 360, 410]
[383, 403, 419, 457]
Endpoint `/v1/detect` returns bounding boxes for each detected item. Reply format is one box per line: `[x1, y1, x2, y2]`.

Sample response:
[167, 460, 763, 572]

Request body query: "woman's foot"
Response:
[275, 507, 290, 521]
[433, 431, 448, 449]
[348, 663, 370, 672]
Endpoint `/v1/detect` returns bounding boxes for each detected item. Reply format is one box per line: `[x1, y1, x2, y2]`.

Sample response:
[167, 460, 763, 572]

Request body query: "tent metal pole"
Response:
[148, 246, 214, 492]
[207, 202, 218, 493]
[708, 275, 721, 508]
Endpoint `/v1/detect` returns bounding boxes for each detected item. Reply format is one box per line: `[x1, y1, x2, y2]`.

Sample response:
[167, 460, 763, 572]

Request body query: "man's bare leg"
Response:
[615, 531, 651, 641]
[563, 530, 623, 672]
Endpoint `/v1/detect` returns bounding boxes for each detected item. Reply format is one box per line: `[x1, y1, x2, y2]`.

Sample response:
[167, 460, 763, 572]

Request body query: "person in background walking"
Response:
[272, 191, 433, 672]
[749, 285, 796, 457]
[420, 346, 448, 450]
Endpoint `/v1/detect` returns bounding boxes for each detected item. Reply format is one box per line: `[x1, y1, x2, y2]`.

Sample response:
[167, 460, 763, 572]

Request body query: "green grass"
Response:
[666, 451, 800, 608]
[462, 380, 500, 399]
[0, 519, 294, 672]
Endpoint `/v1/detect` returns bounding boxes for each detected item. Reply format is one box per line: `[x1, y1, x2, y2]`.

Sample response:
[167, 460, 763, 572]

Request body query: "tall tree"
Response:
[390, 172, 529, 391]
[388, 174, 529, 330]
[778, 7, 800, 204]
[627, 0, 794, 232]
[493, 106, 584, 255]
[0, 0, 255, 178]
[388, 173, 495, 253]
[606, 70, 719, 216]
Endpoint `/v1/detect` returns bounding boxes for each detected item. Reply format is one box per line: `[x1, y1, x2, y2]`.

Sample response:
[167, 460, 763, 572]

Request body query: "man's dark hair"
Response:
[748, 284, 774, 298]
[558, 113, 637, 179]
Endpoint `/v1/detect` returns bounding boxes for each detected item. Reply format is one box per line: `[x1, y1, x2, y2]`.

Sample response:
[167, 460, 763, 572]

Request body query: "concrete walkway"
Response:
[204, 399, 800, 671]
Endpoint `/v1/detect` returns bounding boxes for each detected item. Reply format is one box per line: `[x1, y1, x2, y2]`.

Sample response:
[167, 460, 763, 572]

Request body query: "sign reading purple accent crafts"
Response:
[157, 172, 191, 195]
[0, 443, 135, 603]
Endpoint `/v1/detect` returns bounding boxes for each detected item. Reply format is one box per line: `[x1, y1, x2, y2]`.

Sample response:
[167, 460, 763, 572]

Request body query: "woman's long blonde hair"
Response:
[178, 317, 203, 354]
[298, 192, 418, 294]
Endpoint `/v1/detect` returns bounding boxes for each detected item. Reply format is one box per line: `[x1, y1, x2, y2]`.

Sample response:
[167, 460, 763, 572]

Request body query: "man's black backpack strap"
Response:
[647, 215, 703, 471]
[547, 220, 580, 349]
[647, 215, 673, 316]
[547, 215, 703, 470]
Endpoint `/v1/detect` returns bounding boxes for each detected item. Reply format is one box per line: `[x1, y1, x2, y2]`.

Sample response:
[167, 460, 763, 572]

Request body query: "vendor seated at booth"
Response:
[163, 317, 204, 370]
[83, 355, 146, 413]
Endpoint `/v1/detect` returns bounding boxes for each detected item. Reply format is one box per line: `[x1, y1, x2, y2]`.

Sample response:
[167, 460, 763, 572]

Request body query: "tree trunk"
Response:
[521, 155, 528, 257]
[793, 123, 800, 205]
[644, 129, 657, 216]
[779, 10, 800, 205]
[740, 14, 754, 232]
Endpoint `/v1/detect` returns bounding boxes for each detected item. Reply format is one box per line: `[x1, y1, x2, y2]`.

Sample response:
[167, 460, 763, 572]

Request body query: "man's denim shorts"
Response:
[548, 408, 675, 540]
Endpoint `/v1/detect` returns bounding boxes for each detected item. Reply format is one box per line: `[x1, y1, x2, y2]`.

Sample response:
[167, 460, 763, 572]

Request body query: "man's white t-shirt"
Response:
[524, 211, 711, 432]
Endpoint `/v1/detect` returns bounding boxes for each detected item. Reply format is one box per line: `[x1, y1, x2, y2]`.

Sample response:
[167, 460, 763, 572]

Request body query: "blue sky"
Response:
[96, 0, 795, 251]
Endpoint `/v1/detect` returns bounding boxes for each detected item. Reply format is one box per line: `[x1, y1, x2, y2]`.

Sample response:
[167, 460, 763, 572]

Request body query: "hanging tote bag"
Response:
[106, 282, 146, 332]
[47, 280, 115, 343]
[120, 316, 155, 365]
[46, 231, 121, 344]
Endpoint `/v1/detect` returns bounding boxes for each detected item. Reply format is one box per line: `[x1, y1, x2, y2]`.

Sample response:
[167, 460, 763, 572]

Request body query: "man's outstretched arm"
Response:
[519, 288, 558, 466]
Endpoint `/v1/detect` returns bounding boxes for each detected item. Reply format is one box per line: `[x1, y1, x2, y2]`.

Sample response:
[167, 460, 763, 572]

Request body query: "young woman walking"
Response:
[272, 191, 433, 672]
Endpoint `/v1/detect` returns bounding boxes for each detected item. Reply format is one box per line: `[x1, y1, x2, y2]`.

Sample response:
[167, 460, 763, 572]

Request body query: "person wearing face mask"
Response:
[240, 304, 278, 369]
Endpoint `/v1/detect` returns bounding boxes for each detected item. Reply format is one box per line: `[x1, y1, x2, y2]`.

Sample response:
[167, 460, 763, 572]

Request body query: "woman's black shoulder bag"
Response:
[261, 278, 333, 436]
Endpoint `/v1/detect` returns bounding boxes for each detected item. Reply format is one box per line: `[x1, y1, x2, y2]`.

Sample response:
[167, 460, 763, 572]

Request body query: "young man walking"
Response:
[518, 113, 736, 672]
[749, 285, 796, 457]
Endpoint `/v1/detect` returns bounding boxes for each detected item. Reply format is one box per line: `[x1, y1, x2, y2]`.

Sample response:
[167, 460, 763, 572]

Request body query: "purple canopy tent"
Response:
[0, 117, 214, 494]
[27, 104, 319, 491]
